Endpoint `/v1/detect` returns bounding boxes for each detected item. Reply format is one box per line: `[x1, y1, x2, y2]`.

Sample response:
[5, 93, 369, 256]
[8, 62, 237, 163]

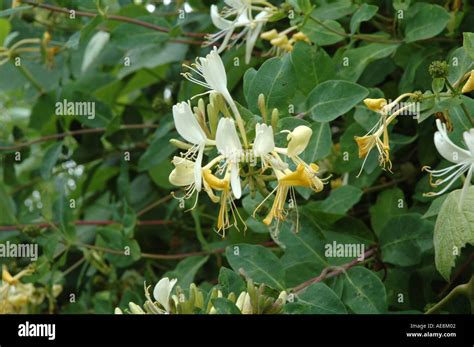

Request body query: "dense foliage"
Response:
[0, 0, 473, 315]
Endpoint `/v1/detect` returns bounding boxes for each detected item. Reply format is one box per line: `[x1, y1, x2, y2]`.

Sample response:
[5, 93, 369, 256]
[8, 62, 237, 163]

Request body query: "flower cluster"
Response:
[115, 277, 287, 314]
[170, 47, 328, 236]
[206, 0, 277, 64]
[1, 265, 62, 313]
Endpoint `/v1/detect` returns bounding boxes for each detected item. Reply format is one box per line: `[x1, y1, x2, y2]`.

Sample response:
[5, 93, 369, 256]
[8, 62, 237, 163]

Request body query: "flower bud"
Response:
[461, 70, 474, 94]
[114, 307, 123, 314]
[260, 29, 279, 41]
[363, 98, 387, 112]
[129, 302, 145, 314]
[287, 125, 312, 157]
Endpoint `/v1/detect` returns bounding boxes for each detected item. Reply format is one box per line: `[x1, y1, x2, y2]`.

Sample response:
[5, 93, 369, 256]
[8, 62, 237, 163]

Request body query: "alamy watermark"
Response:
[0, 241, 38, 261]
[324, 241, 365, 261]
[55, 99, 95, 120]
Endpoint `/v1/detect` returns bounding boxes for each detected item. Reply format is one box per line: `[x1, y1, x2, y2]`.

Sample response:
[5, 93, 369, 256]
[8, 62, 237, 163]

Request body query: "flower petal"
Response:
[210, 5, 233, 30]
[230, 161, 241, 198]
[153, 277, 177, 312]
[172, 102, 206, 145]
[253, 123, 275, 156]
[434, 119, 471, 163]
[216, 118, 242, 156]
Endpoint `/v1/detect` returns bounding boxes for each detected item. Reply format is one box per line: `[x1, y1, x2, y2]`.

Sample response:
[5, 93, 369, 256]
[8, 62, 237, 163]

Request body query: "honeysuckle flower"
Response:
[461, 70, 474, 93]
[363, 98, 387, 112]
[172, 101, 214, 192]
[285, 125, 312, 158]
[423, 119, 474, 205]
[153, 277, 178, 313]
[202, 168, 246, 236]
[182, 47, 248, 147]
[253, 123, 275, 165]
[207, 1, 274, 64]
[216, 118, 243, 199]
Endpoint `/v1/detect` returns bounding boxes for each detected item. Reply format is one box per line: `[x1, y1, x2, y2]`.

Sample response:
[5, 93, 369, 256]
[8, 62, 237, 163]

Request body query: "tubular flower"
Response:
[423, 119, 474, 205]
[172, 101, 214, 192]
[216, 118, 243, 199]
[182, 47, 248, 147]
[254, 125, 328, 233]
[206, 1, 276, 64]
[253, 123, 275, 167]
[355, 94, 416, 174]
[202, 168, 246, 236]
[461, 70, 474, 94]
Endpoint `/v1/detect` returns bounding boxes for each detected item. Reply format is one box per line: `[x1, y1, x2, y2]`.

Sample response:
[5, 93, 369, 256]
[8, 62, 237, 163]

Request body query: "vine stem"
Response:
[16, 62, 44, 93]
[292, 246, 377, 294]
[0, 124, 158, 151]
[425, 276, 473, 314]
[75, 240, 277, 260]
[19, 0, 206, 45]
[0, 219, 172, 232]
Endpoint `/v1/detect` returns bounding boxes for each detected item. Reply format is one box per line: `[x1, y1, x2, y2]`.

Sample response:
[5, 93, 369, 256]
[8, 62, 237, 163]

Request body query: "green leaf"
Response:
[218, 267, 246, 296]
[434, 187, 474, 280]
[463, 32, 474, 60]
[379, 214, 432, 267]
[337, 43, 399, 82]
[118, 42, 187, 78]
[306, 80, 369, 122]
[0, 184, 16, 224]
[164, 256, 209, 288]
[290, 42, 335, 94]
[301, 121, 332, 162]
[0, 5, 31, 17]
[342, 267, 387, 313]
[350, 4, 378, 34]
[246, 55, 296, 114]
[369, 187, 407, 235]
[404, 4, 450, 43]
[285, 283, 347, 314]
[225, 244, 286, 290]
[302, 19, 345, 46]
[0, 18, 10, 45]
[211, 298, 241, 314]
[312, 0, 355, 21]
[279, 223, 328, 286]
[40, 142, 62, 180]
[320, 185, 363, 215]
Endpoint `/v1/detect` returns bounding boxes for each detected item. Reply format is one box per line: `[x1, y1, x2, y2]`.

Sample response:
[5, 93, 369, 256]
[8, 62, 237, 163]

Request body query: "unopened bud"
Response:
[258, 93, 267, 123]
[461, 70, 474, 93]
[129, 302, 145, 314]
[271, 108, 279, 131]
[260, 29, 279, 41]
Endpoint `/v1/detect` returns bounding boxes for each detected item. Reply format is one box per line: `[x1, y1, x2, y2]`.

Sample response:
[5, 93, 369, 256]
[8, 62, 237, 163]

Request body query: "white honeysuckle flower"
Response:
[216, 118, 243, 199]
[172, 101, 213, 192]
[153, 277, 178, 313]
[253, 123, 275, 157]
[182, 47, 249, 147]
[207, 1, 273, 64]
[182, 47, 231, 104]
[423, 119, 474, 205]
[285, 125, 312, 158]
[168, 156, 195, 187]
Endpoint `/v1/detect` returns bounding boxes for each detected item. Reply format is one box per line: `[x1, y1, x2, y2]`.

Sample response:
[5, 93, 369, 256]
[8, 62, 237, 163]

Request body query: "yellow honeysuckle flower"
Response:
[292, 31, 310, 43]
[203, 169, 246, 236]
[257, 163, 326, 230]
[363, 98, 387, 112]
[260, 29, 279, 40]
[461, 70, 474, 94]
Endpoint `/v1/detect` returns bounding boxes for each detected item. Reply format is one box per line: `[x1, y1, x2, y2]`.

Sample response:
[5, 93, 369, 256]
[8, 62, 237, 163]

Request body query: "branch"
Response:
[0, 124, 158, 151]
[0, 219, 172, 232]
[292, 246, 377, 293]
[76, 240, 277, 260]
[19, 0, 206, 45]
